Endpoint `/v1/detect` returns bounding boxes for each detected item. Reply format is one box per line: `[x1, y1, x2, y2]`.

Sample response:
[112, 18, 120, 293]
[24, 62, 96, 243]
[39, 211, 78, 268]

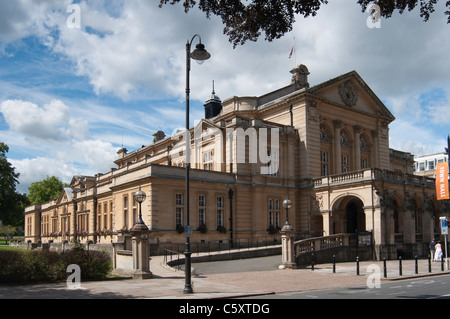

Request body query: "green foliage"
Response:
[0, 142, 28, 227]
[27, 176, 68, 205]
[0, 247, 112, 283]
[0, 225, 17, 237]
[159, 0, 449, 47]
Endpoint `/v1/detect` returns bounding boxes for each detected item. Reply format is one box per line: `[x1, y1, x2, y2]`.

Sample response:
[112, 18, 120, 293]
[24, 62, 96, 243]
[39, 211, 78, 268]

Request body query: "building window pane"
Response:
[199, 195, 206, 226]
[175, 193, 184, 226]
[217, 196, 224, 227]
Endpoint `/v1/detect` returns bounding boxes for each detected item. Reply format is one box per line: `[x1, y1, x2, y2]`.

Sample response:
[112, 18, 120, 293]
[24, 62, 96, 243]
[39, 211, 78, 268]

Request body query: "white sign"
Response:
[185, 225, 193, 238]
[440, 217, 448, 235]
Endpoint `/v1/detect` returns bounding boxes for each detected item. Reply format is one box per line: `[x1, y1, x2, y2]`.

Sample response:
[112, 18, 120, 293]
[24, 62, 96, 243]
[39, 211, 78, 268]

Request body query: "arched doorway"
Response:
[331, 196, 366, 234]
[345, 198, 366, 233]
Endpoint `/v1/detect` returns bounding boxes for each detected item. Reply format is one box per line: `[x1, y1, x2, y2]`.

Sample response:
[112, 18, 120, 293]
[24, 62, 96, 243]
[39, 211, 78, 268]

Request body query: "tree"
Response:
[0, 142, 28, 228]
[27, 176, 68, 205]
[159, 0, 450, 47]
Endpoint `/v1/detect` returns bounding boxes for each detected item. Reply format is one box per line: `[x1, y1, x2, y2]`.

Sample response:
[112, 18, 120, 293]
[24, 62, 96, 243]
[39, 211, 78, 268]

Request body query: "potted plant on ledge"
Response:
[197, 224, 208, 234]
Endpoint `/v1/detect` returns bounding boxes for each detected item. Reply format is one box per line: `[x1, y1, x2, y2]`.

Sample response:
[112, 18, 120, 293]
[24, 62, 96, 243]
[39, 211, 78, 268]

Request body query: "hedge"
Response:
[0, 246, 112, 284]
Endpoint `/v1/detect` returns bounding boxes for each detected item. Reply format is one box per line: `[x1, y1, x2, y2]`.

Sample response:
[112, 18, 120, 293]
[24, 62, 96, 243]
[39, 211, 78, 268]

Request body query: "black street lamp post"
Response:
[184, 34, 211, 294]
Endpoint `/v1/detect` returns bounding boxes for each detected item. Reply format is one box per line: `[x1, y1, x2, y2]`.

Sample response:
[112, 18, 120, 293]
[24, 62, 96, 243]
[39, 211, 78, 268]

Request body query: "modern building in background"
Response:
[414, 152, 449, 177]
[24, 66, 448, 260]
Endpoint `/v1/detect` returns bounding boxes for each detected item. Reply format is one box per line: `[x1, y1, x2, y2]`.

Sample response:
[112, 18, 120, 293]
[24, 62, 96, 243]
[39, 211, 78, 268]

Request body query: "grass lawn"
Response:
[0, 246, 28, 252]
[0, 237, 24, 245]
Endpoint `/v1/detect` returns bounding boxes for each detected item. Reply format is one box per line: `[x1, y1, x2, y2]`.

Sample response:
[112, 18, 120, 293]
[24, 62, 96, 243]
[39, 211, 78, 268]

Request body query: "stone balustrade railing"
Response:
[294, 233, 357, 257]
[313, 168, 435, 188]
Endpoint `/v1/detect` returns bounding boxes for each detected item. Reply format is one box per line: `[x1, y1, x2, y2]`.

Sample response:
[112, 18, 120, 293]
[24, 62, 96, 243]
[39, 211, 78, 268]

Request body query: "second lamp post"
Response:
[184, 34, 211, 294]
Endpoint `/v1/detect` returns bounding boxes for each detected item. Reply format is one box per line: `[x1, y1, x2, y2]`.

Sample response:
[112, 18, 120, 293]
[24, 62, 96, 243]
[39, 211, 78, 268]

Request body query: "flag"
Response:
[436, 162, 449, 200]
[289, 46, 294, 59]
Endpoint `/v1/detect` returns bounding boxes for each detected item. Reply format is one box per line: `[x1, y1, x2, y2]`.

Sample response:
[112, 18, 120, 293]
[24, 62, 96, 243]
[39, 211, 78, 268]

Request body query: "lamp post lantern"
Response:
[184, 34, 211, 294]
[282, 197, 293, 231]
[133, 186, 148, 231]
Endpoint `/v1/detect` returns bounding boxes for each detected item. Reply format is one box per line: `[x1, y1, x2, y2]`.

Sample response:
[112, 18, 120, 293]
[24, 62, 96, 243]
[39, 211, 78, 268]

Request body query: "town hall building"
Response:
[24, 65, 447, 260]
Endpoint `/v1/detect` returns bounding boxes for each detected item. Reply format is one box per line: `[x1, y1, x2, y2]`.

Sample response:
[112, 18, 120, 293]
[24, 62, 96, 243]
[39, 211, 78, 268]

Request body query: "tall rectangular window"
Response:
[216, 196, 224, 228]
[321, 151, 329, 176]
[203, 150, 214, 170]
[109, 201, 113, 230]
[361, 158, 368, 169]
[268, 199, 280, 228]
[123, 196, 128, 228]
[199, 195, 206, 226]
[132, 197, 137, 226]
[342, 155, 350, 172]
[97, 204, 102, 230]
[175, 193, 184, 226]
[103, 202, 108, 229]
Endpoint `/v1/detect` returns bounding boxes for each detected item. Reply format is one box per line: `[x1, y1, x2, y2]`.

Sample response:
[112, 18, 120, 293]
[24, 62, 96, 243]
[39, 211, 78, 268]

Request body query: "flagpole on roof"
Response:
[289, 36, 296, 66]
[294, 36, 296, 66]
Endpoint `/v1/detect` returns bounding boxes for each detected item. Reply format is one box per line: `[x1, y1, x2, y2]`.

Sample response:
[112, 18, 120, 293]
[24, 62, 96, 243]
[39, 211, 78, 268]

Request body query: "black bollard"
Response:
[441, 256, 445, 271]
[356, 256, 360, 276]
[428, 255, 432, 273]
[415, 256, 418, 274]
[399, 256, 402, 276]
[311, 253, 315, 271]
[383, 257, 387, 278]
[333, 255, 336, 273]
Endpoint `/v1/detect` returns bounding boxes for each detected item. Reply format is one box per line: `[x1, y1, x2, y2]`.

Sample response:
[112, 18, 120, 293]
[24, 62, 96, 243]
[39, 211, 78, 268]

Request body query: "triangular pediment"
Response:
[307, 71, 395, 122]
[70, 175, 95, 189]
[56, 188, 73, 205]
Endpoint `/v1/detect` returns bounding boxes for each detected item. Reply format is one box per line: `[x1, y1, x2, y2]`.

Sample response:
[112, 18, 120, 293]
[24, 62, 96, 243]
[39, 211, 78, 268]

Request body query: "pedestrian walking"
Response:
[434, 241, 443, 262]
[430, 239, 436, 260]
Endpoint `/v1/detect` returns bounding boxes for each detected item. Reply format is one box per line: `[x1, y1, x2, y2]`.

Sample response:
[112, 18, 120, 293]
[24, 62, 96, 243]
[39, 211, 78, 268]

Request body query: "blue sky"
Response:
[0, 0, 449, 194]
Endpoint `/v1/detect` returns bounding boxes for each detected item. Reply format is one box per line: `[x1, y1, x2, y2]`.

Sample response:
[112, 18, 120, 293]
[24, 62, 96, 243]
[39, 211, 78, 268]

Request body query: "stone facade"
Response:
[24, 66, 448, 259]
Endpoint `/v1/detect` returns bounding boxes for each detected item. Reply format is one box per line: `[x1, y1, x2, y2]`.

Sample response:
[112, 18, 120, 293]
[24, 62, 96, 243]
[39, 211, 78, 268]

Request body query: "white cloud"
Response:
[0, 97, 116, 192]
[0, 99, 87, 142]
[11, 157, 78, 194]
[389, 119, 447, 157]
[72, 139, 117, 173]
[9, 137, 117, 194]
[2, 0, 448, 104]
[1, 0, 450, 191]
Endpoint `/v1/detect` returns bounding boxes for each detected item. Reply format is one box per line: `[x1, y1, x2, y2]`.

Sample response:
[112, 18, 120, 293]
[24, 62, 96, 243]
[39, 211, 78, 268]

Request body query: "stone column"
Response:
[422, 210, 435, 243]
[353, 125, 362, 170]
[130, 224, 152, 279]
[402, 208, 415, 245]
[371, 206, 384, 260]
[321, 210, 332, 236]
[364, 206, 374, 233]
[371, 130, 379, 168]
[279, 223, 296, 269]
[333, 120, 343, 174]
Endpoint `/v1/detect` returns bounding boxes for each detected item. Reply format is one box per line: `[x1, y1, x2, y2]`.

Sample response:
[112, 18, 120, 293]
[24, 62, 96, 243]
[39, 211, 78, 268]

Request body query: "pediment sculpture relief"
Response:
[339, 80, 358, 107]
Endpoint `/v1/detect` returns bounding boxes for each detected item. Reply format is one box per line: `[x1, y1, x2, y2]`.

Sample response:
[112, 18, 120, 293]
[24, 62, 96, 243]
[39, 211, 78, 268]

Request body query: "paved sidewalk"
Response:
[0, 254, 449, 299]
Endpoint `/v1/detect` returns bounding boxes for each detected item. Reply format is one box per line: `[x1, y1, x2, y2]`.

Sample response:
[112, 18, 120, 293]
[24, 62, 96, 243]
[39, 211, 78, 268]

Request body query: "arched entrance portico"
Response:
[331, 196, 366, 234]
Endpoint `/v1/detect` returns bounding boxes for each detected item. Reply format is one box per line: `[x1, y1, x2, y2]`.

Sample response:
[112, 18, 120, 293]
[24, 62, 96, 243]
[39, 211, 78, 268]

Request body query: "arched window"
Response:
[320, 124, 332, 143]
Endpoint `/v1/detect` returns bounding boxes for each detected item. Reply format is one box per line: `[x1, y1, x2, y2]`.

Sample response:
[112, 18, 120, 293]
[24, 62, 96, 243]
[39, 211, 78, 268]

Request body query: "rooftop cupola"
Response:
[291, 64, 310, 90]
[204, 81, 222, 119]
